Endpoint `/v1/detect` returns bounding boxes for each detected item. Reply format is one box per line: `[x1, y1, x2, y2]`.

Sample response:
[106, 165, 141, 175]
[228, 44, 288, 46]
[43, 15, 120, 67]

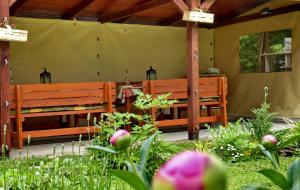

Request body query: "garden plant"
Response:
[0, 90, 300, 190]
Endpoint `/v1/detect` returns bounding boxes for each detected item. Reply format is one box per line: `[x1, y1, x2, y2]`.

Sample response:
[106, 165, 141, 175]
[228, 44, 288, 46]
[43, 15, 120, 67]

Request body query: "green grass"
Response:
[0, 140, 298, 190]
[227, 157, 295, 190]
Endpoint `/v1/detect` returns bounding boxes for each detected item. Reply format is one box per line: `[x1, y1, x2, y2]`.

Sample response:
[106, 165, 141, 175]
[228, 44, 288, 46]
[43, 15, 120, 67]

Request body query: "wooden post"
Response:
[186, 0, 200, 140]
[0, 0, 11, 154]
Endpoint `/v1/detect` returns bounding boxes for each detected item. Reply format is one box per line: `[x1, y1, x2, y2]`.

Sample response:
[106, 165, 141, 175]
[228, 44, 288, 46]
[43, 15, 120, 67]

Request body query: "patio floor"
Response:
[9, 123, 290, 159]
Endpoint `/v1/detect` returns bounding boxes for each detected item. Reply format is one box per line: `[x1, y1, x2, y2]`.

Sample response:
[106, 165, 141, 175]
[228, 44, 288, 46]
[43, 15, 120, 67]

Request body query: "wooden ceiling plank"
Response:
[158, 13, 182, 25]
[170, 0, 189, 14]
[200, 0, 216, 10]
[62, 0, 95, 20]
[10, 0, 26, 15]
[100, 0, 170, 23]
[214, 3, 300, 28]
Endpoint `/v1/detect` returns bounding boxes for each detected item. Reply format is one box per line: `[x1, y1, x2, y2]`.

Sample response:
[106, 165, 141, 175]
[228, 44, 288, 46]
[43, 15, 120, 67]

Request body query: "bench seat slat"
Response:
[22, 97, 105, 108]
[22, 89, 106, 100]
[142, 77, 228, 128]
[9, 82, 116, 149]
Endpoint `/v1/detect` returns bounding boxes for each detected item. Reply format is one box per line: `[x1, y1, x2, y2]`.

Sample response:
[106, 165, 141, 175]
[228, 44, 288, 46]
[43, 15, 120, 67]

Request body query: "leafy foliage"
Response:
[240, 33, 260, 72]
[245, 87, 276, 140]
[89, 92, 177, 176]
[240, 29, 292, 73]
[208, 119, 260, 162]
[244, 125, 300, 190]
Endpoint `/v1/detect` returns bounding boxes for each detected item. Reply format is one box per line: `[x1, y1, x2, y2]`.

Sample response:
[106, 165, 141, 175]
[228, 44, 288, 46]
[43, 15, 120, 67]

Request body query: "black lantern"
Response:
[40, 68, 51, 84]
[146, 66, 157, 80]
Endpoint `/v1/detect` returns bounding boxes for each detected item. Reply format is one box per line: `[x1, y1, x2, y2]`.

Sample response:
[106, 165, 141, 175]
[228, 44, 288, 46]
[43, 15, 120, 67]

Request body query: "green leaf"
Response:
[258, 145, 280, 170]
[258, 169, 289, 190]
[243, 185, 271, 190]
[277, 134, 300, 150]
[287, 159, 300, 189]
[109, 169, 149, 190]
[140, 133, 157, 173]
[86, 146, 119, 154]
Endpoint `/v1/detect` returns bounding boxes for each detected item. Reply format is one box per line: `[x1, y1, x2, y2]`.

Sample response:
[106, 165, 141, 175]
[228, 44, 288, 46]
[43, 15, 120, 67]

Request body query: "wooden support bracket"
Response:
[170, 0, 189, 14]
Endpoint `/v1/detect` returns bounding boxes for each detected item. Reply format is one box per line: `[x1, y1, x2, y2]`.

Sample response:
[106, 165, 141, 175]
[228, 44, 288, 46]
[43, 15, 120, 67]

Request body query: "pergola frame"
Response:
[0, 0, 11, 153]
[1, 0, 300, 155]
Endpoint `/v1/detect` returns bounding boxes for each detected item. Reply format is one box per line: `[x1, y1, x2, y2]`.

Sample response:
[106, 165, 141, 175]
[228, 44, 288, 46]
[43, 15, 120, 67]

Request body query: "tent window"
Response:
[239, 29, 292, 73]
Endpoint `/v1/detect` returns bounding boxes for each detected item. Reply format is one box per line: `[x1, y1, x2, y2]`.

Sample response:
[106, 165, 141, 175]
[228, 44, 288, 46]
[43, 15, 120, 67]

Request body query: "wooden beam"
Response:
[9, 0, 26, 15]
[9, 0, 17, 7]
[200, 0, 216, 10]
[186, 0, 200, 140]
[100, 0, 169, 23]
[112, 16, 132, 23]
[62, 0, 95, 20]
[214, 3, 300, 28]
[170, 0, 189, 14]
[0, 0, 11, 153]
[158, 14, 182, 25]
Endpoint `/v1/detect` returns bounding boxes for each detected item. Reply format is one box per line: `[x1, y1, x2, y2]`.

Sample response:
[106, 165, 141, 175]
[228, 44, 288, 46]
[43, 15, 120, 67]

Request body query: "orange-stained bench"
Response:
[142, 77, 227, 128]
[9, 82, 116, 149]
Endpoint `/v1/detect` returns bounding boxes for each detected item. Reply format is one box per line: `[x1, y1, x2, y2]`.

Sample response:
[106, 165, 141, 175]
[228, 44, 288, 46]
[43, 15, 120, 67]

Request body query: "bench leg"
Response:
[207, 106, 213, 127]
[9, 120, 14, 146]
[17, 118, 23, 149]
[221, 104, 228, 127]
[151, 108, 157, 122]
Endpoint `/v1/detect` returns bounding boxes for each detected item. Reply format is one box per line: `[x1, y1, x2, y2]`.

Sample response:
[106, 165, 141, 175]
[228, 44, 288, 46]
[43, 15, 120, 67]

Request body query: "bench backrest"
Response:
[142, 77, 227, 100]
[10, 82, 116, 109]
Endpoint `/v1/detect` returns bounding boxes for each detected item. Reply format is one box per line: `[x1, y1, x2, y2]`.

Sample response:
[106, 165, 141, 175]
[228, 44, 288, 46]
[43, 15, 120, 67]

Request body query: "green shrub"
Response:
[90, 92, 177, 176]
[245, 87, 277, 140]
[208, 120, 260, 162]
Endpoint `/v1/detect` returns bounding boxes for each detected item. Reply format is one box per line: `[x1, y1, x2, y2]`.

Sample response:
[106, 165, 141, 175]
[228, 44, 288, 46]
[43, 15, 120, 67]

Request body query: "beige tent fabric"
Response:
[214, 11, 300, 117]
[9, 17, 213, 84]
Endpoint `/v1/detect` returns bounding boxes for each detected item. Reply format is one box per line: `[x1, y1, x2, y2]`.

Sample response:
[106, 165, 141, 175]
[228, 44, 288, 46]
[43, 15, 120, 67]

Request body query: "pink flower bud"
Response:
[153, 151, 227, 190]
[262, 134, 277, 149]
[110, 129, 131, 150]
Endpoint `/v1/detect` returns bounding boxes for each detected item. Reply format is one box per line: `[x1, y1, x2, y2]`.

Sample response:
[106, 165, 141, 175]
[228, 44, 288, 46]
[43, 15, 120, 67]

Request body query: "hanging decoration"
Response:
[0, 17, 28, 42]
[182, 8, 214, 23]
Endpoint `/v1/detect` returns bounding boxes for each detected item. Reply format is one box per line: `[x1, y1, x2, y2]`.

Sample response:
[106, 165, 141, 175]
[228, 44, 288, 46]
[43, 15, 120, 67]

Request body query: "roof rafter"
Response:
[62, 0, 95, 20]
[100, 0, 170, 23]
[9, 0, 26, 15]
[214, 3, 300, 28]
[200, 0, 216, 10]
[170, 0, 189, 14]
[158, 13, 182, 25]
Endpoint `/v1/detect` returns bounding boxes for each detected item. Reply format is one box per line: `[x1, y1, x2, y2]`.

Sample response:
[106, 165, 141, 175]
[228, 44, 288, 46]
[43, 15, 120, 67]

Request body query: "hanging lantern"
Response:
[40, 68, 51, 84]
[146, 66, 157, 80]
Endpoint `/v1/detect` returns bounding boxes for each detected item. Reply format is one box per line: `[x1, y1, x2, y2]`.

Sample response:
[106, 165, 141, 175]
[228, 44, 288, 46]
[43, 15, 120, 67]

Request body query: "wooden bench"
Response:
[9, 82, 116, 149]
[142, 77, 227, 128]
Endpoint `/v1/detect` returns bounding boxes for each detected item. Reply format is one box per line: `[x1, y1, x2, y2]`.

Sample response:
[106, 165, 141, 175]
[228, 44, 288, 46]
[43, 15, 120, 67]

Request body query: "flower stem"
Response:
[126, 149, 138, 176]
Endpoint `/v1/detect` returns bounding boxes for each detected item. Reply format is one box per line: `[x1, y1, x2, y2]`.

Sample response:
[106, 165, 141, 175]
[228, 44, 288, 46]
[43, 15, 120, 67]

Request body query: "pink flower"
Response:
[262, 134, 278, 149]
[152, 151, 227, 190]
[110, 129, 131, 150]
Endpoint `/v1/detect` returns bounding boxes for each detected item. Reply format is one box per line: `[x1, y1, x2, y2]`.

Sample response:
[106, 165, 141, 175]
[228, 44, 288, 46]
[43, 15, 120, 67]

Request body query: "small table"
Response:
[117, 85, 142, 113]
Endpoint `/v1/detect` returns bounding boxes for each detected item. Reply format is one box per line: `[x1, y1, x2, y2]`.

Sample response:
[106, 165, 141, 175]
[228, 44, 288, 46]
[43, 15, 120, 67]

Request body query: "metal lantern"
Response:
[146, 66, 157, 80]
[40, 68, 51, 84]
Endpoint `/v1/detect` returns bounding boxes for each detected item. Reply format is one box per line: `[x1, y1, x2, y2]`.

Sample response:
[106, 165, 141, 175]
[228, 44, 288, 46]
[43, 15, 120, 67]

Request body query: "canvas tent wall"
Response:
[9, 17, 214, 84]
[214, 10, 300, 117]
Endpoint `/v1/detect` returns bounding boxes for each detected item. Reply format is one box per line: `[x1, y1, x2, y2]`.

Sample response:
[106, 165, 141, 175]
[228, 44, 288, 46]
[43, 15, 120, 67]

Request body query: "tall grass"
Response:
[0, 132, 130, 190]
